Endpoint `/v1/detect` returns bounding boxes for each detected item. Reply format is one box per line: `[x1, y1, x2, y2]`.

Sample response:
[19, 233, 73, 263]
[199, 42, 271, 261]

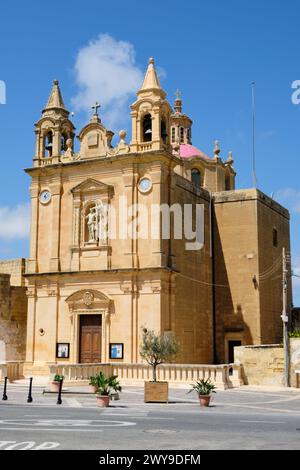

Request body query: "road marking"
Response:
[240, 420, 286, 424]
[0, 419, 136, 428]
[0, 427, 104, 432]
[65, 398, 82, 408]
[0, 441, 60, 450]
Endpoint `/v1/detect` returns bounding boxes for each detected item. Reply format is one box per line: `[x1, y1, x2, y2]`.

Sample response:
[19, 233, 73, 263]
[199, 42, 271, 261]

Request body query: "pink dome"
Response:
[179, 144, 210, 161]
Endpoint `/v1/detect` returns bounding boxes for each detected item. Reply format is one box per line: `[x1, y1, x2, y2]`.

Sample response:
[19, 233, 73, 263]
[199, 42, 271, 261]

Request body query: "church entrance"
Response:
[79, 315, 102, 363]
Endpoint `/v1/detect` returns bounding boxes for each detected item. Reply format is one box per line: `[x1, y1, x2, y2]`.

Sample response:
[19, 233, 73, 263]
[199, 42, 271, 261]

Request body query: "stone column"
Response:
[152, 107, 161, 150]
[122, 168, 135, 268]
[52, 126, 61, 163]
[150, 167, 165, 267]
[27, 185, 39, 274]
[130, 111, 138, 151]
[25, 286, 36, 364]
[49, 180, 62, 272]
[70, 199, 81, 271]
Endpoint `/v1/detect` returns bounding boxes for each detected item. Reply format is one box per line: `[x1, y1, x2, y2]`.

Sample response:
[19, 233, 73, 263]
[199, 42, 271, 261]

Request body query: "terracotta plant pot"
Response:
[96, 395, 110, 407]
[199, 395, 211, 407]
[89, 385, 98, 393]
[50, 381, 62, 393]
[144, 381, 169, 403]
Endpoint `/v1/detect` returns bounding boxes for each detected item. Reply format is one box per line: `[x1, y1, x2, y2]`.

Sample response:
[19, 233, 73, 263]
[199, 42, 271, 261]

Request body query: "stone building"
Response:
[0, 259, 27, 362]
[0, 58, 292, 375]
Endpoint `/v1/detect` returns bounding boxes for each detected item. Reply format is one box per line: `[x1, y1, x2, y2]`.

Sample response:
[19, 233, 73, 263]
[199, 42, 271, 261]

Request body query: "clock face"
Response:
[39, 190, 51, 204]
[138, 177, 152, 194]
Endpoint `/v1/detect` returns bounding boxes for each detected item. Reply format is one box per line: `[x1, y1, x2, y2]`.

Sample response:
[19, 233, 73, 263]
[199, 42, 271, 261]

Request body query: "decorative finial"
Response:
[227, 150, 233, 164]
[119, 129, 127, 142]
[149, 57, 154, 64]
[214, 140, 220, 156]
[175, 89, 182, 100]
[54, 79, 59, 85]
[91, 101, 101, 116]
[174, 89, 182, 113]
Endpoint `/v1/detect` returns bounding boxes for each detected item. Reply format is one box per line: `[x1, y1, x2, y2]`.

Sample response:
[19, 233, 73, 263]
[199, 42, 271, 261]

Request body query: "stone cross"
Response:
[91, 101, 101, 116]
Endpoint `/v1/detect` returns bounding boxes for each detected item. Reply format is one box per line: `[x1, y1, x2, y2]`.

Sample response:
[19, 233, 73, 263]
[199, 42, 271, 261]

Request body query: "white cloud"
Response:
[71, 34, 144, 130]
[0, 203, 30, 240]
[276, 188, 300, 214]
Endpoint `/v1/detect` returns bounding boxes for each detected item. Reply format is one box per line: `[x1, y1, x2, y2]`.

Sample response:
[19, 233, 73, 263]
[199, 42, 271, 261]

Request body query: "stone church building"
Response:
[0, 58, 292, 376]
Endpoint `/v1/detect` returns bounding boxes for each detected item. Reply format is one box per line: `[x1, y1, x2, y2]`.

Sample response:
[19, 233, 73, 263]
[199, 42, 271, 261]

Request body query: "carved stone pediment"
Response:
[71, 178, 114, 197]
[78, 120, 114, 159]
[65, 289, 113, 312]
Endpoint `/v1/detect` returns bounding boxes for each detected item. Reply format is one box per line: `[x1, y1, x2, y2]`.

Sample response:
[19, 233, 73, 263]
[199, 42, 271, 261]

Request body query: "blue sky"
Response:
[0, 0, 299, 303]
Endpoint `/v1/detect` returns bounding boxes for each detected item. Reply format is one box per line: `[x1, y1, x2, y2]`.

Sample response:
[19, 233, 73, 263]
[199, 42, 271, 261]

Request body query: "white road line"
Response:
[0, 427, 104, 432]
[240, 420, 286, 424]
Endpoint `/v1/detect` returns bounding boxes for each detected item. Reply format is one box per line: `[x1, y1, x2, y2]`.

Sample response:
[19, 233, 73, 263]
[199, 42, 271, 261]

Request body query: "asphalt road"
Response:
[0, 386, 300, 450]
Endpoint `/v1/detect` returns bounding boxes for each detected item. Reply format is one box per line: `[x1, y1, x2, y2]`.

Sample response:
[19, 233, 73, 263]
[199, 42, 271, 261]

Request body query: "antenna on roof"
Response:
[251, 81, 257, 188]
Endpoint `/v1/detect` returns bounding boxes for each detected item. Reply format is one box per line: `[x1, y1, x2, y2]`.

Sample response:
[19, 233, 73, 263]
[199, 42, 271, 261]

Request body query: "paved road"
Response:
[0, 385, 300, 450]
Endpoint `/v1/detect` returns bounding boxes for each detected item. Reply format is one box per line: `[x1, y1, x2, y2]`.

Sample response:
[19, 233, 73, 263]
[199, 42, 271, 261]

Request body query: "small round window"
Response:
[138, 177, 152, 194]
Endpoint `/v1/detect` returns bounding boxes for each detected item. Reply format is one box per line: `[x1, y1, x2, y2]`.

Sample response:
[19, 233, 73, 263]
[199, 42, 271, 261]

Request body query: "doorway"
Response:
[79, 315, 102, 363]
[228, 340, 242, 364]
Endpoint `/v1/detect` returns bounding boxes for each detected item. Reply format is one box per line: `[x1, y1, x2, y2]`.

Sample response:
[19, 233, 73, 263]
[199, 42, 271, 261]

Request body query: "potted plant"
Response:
[188, 378, 216, 407]
[140, 328, 179, 403]
[95, 372, 122, 407]
[89, 375, 99, 393]
[50, 374, 64, 393]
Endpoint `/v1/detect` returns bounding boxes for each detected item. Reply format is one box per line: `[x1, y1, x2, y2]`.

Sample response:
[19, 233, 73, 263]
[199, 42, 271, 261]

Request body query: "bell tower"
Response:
[170, 90, 193, 149]
[130, 58, 172, 152]
[33, 80, 75, 166]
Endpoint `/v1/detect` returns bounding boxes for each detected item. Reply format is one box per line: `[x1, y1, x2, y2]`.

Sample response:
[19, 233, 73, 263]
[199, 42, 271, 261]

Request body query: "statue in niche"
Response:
[85, 207, 97, 242]
[85, 202, 107, 244]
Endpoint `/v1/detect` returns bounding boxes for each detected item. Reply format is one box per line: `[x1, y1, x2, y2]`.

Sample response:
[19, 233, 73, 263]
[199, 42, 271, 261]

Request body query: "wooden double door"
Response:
[79, 315, 102, 363]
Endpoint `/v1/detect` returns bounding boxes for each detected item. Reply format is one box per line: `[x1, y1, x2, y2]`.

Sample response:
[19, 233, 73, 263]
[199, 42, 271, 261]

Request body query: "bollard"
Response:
[2, 376, 8, 401]
[27, 377, 33, 403]
[56, 378, 63, 405]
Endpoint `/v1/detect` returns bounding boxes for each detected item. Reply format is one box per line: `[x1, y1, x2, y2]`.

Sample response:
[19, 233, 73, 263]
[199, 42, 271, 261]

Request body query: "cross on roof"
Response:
[91, 101, 101, 116]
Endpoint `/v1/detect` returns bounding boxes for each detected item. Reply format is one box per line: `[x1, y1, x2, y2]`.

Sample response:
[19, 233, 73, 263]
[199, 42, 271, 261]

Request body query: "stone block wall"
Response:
[0, 259, 26, 287]
[235, 339, 300, 387]
[0, 272, 27, 362]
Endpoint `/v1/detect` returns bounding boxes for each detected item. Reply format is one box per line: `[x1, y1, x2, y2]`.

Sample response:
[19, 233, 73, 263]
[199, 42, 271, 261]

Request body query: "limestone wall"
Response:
[0, 273, 27, 362]
[235, 339, 300, 387]
[290, 339, 300, 387]
[0, 259, 26, 286]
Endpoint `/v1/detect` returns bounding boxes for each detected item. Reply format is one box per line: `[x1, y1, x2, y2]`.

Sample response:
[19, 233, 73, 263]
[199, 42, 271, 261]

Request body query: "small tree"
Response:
[140, 328, 179, 382]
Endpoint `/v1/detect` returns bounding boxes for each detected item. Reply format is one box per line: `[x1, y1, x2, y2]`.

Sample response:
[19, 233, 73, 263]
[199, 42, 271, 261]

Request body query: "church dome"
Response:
[179, 143, 210, 161]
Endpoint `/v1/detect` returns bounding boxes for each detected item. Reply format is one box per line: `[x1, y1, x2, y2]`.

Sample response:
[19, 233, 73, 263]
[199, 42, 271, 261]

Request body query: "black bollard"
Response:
[2, 376, 8, 401]
[56, 378, 63, 405]
[27, 377, 33, 403]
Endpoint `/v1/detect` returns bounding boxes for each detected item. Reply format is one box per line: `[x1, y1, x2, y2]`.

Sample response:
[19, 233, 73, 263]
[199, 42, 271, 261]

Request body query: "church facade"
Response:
[1, 58, 292, 376]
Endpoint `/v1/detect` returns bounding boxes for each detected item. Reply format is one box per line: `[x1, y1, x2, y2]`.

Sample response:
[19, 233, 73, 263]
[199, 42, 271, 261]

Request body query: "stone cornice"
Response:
[24, 149, 180, 176]
[213, 188, 290, 219]
[24, 266, 178, 278]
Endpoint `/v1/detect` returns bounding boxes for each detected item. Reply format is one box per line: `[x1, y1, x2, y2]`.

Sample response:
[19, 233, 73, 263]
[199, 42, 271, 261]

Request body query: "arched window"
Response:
[180, 127, 184, 143]
[171, 127, 176, 143]
[142, 114, 152, 142]
[191, 168, 201, 187]
[61, 132, 68, 153]
[44, 131, 53, 157]
[161, 119, 167, 144]
[187, 127, 191, 144]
